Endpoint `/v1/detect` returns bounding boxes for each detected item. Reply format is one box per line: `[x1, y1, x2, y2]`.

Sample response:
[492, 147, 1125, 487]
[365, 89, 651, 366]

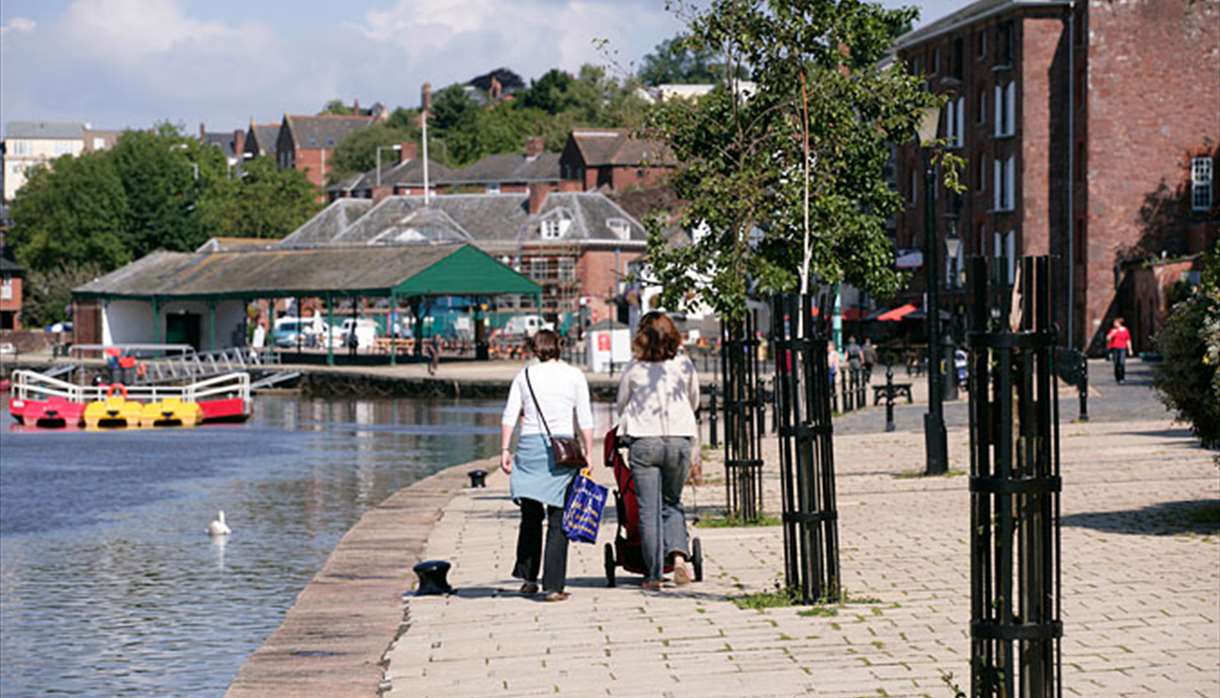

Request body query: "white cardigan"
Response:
[614, 355, 701, 438]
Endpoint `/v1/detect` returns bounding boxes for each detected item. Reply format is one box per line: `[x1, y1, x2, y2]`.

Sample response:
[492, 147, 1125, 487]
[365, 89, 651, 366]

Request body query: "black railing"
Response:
[721, 310, 766, 521]
[967, 256, 1062, 697]
[771, 293, 840, 605]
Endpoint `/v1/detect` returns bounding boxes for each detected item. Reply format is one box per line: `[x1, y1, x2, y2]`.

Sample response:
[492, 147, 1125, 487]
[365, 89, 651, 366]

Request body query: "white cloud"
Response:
[0, 17, 36, 35]
[0, 0, 683, 131]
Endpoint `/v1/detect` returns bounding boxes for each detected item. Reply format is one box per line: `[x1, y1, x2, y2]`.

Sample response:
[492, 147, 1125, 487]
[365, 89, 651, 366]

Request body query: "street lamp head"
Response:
[391, 144, 402, 151]
[915, 105, 941, 147]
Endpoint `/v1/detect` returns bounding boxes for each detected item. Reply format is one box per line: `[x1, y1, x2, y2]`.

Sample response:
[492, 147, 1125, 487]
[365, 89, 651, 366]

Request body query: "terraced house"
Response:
[893, 0, 1219, 352]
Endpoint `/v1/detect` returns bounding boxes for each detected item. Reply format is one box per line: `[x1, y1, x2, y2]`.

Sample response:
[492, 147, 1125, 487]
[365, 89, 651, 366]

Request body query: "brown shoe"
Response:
[543, 591, 570, 602]
[641, 580, 664, 592]
[519, 582, 539, 595]
[672, 562, 692, 586]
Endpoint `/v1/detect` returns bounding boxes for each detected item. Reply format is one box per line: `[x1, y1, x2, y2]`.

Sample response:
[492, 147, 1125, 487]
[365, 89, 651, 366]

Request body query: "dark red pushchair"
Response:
[602, 427, 703, 587]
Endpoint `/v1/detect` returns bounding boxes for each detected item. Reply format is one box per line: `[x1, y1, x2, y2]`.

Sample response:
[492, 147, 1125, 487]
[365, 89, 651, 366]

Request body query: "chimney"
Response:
[199, 122, 206, 139]
[353, 97, 360, 112]
[399, 142, 418, 164]
[525, 136, 544, 158]
[490, 76, 502, 101]
[234, 129, 246, 157]
[421, 82, 433, 113]
[528, 182, 553, 215]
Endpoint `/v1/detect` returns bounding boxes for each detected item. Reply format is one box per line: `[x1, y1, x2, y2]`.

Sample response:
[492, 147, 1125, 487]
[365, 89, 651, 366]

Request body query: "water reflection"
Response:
[0, 394, 568, 697]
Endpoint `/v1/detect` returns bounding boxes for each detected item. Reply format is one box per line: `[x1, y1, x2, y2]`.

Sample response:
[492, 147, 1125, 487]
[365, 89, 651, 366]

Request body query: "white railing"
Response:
[10, 369, 250, 405]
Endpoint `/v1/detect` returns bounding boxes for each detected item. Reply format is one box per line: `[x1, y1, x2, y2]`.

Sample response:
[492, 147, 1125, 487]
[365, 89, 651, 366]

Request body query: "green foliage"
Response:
[733, 586, 800, 609]
[1153, 244, 1220, 449]
[8, 128, 320, 289]
[641, 0, 953, 318]
[21, 262, 106, 326]
[429, 84, 479, 132]
[327, 124, 421, 182]
[637, 34, 729, 85]
[694, 513, 783, 527]
[319, 98, 356, 115]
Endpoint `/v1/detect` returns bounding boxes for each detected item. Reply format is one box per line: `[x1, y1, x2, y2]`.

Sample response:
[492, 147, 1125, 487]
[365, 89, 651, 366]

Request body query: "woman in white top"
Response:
[501, 330, 594, 602]
[615, 312, 700, 591]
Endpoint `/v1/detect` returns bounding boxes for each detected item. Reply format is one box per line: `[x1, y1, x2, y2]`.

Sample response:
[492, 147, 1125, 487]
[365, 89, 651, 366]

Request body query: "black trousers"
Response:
[513, 499, 568, 592]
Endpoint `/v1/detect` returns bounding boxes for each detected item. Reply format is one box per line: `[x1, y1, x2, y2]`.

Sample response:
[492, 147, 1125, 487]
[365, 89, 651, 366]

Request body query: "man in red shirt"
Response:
[1105, 317, 1134, 384]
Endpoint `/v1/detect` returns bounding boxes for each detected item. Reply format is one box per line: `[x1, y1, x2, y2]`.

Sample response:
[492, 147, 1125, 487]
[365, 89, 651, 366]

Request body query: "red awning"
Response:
[876, 303, 918, 322]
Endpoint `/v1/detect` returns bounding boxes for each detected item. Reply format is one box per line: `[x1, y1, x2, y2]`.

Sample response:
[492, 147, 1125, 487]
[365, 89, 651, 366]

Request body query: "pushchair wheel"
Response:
[691, 537, 703, 583]
[604, 542, 616, 588]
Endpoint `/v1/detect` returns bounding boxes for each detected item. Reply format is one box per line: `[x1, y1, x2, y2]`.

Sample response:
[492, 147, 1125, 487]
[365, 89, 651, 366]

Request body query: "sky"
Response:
[0, 0, 963, 135]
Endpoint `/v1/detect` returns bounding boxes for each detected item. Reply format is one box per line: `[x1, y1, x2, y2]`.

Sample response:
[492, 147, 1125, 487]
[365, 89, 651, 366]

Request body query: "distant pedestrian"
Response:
[251, 320, 267, 361]
[862, 338, 878, 383]
[845, 336, 863, 375]
[1106, 317, 1133, 384]
[615, 311, 701, 591]
[427, 336, 441, 375]
[501, 330, 594, 602]
[827, 341, 840, 388]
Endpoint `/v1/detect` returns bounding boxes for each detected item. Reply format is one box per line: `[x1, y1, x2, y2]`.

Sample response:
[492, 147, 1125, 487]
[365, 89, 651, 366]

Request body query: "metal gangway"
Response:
[10, 369, 251, 405]
[130, 347, 279, 385]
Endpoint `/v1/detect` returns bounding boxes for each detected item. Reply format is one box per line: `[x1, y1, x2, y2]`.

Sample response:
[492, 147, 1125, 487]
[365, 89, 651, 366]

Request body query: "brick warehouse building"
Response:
[893, 0, 1219, 353]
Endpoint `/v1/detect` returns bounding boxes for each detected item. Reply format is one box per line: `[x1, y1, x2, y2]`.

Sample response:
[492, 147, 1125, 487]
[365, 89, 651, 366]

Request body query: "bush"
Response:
[1153, 244, 1220, 450]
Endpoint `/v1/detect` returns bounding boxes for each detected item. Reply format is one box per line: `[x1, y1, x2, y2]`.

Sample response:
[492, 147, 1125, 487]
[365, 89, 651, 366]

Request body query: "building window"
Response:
[977, 31, 987, 59]
[541, 219, 563, 239]
[977, 87, 987, 124]
[486, 182, 501, 194]
[994, 81, 1016, 137]
[952, 38, 964, 79]
[976, 155, 987, 192]
[993, 156, 1015, 212]
[1193, 156, 1214, 211]
[943, 96, 966, 148]
[993, 230, 1016, 283]
[910, 55, 924, 76]
[0, 277, 12, 301]
[931, 47, 940, 74]
[997, 22, 1014, 67]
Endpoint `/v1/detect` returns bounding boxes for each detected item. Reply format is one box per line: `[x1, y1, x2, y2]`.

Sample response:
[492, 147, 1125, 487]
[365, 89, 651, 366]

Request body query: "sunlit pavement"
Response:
[382, 360, 1218, 697]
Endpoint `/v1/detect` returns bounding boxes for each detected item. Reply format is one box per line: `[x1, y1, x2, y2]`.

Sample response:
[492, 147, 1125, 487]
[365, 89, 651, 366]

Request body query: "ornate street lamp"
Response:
[915, 105, 948, 475]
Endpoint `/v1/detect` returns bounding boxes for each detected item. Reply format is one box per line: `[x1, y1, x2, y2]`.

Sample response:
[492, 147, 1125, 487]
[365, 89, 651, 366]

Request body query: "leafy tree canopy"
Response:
[319, 98, 357, 115]
[642, 0, 958, 317]
[637, 35, 731, 85]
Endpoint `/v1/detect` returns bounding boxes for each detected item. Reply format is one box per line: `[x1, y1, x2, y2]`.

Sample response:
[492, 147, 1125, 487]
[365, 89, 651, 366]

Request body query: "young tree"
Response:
[637, 35, 727, 85]
[643, 0, 954, 317]
[429, 84, 479, 132]
[198, 157, 320, 238]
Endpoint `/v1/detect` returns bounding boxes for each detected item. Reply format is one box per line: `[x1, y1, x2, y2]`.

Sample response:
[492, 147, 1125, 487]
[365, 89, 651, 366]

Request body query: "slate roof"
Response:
[5, 121, 85, 140]
[279, 198, 374, 246]
[0, 256, 23, 274]
[330, 157, 456, 194]
[894, 0, 1070, 50]
[201, 131, 239, 158]
[247, 123, 280, 155]
[288, 192, 647, 250]
[569, 129, 675, 167]
[448, 152, 561, 185]
[74, 244, 539, 299]
[284, 114, 374, 150]
[195, 237, 275, 252]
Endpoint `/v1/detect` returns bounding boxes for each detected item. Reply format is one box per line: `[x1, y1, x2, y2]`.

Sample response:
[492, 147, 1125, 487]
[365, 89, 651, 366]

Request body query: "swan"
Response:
[208, 511, 232, 537]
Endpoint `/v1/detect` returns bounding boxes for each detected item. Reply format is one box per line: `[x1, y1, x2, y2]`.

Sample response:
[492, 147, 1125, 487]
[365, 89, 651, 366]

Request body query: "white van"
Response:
[338, 318, 380, 349]
[502, 315, 552, 337]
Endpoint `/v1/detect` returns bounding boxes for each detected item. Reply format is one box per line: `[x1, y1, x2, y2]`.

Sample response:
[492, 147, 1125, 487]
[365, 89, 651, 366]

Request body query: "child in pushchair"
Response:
[601, 427, 703, 587]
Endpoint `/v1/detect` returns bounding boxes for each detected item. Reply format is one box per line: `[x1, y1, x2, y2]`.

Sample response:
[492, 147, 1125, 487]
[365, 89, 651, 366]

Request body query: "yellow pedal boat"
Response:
[83, 384, 143, 429]
[139, 397, 202, 428]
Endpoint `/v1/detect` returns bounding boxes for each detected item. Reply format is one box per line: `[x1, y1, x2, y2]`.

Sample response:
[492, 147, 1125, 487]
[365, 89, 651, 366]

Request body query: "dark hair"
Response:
[530, 329, 562, 361]
[633, 312, 682, 361]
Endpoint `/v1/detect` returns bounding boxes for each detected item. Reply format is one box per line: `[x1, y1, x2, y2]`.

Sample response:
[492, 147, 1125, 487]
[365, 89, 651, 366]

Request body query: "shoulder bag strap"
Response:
[523, 368, 554, 441]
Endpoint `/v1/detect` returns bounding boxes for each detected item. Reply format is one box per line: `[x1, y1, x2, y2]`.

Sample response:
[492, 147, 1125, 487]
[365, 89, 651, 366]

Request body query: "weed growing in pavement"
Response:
[894, 468, 967, 479]
[939, 669, 966, 697]
[694, 513, 783, 528]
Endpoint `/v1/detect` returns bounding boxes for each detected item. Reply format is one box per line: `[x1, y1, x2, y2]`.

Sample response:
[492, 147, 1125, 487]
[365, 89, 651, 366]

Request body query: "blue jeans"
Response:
[1111, 348, 1127, 382]
[628, 436, 692, 582]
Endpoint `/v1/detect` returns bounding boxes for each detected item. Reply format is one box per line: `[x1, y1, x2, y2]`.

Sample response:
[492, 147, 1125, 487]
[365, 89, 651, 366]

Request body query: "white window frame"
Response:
[994, 81, 1016, 137]
[1192, 156, 1213, 211]
[486, 182, 501, 194]
[945, 96, 965, 148]
[541, 219, 563, 240]
[993, 156, 1016, 212]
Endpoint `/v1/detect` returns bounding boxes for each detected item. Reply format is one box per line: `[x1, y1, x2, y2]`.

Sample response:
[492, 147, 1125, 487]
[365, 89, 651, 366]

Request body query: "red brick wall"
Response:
[294, 148, 336, 190]
[609, 166, 673, 191]
[0, 274, 22, 318]
[577, 249, 641, 302]
[1083, 0, 1220, 350]
[73, 301, 102, 346]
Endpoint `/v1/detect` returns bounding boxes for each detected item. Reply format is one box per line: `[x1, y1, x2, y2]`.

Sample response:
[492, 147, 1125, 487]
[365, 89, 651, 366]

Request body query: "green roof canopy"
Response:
[74, 243, 539, 301]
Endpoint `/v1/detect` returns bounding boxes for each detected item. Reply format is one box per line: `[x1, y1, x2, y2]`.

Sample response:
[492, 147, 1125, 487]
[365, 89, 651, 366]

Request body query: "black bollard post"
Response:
[842, 370, 852, 412]
[708, 385, 719, 448]
[467, 469, 487, 488]
[885, 364, 896, 432]
[831, 374, 839, 413]
[1078, 362, 1090, 422]
[412, 560, 453, 595]
[857, 368, 866, 407]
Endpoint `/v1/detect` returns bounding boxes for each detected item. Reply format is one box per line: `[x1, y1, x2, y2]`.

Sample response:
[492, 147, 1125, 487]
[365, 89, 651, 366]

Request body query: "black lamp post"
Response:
[916, 106, 948, 476]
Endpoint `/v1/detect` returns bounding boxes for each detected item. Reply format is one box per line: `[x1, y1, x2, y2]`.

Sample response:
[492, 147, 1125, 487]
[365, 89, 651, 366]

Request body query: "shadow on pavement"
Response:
[1061, 499, 1220, 536]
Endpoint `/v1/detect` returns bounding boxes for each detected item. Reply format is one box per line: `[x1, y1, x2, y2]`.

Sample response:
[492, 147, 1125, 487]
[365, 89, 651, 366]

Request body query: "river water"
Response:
[0, 396, 520, 697]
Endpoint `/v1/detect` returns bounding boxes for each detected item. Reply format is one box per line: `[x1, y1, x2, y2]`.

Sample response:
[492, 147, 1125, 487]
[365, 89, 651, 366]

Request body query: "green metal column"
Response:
[152, 297, 163, 352]
[208, 301, 217, 351]
[326, 294, 335, 366]
[389, 291, 398, 366]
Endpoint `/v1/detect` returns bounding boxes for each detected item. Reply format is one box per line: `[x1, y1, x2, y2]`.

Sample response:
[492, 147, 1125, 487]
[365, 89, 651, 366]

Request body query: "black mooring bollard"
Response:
[885, 364, 896, 432]
[413, 559, 453, 595]
[708, 385, 720, 448]
[467, 469, 487, 488]
[1078, 370, 1090, 422]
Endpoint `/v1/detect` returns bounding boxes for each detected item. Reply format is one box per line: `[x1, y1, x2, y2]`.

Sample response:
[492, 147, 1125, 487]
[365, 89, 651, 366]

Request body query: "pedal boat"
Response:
[83, 385, 143, 429]
[139, 397, 202, 428]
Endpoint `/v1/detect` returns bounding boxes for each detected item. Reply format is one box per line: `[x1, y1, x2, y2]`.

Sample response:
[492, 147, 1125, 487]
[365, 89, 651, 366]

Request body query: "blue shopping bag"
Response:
[563, 469, 608, 544]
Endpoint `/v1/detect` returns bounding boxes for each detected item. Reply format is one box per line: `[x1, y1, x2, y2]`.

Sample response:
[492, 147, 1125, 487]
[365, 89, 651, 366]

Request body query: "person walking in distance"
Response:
[500, 330, 594, 602]
[615, 312, 700, 591]
[862, 338, 878, 384]
[1106, 317, 1133, 384]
